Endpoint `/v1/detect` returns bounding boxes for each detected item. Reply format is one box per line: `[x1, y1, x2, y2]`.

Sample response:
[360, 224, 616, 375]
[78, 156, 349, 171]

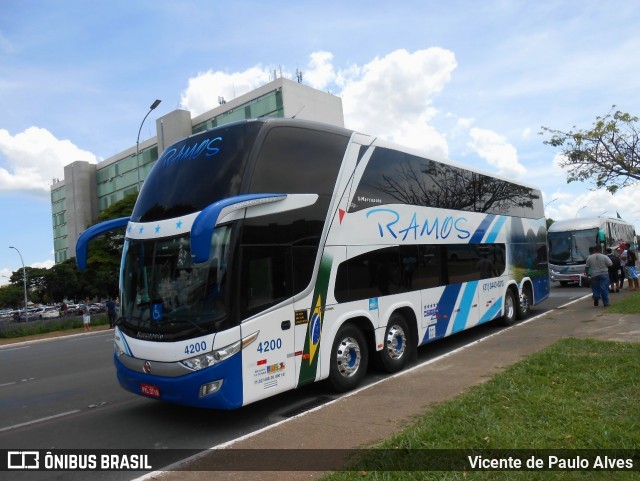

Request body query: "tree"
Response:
[45, 259, 81, 303]
[84, 193, 138, 299]
[541, 107, 640, 194]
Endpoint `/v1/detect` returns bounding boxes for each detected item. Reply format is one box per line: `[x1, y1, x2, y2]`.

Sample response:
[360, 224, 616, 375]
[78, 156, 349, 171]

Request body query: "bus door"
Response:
[239, 246, 297, 405]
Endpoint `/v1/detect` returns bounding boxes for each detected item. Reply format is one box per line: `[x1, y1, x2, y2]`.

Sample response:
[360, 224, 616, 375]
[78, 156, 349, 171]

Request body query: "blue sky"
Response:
[1, 0, 640, 284]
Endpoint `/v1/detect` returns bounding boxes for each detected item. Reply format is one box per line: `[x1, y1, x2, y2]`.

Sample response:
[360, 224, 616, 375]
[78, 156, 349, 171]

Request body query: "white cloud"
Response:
[31, 259, 55, 269]
[339, 48, 457, 158]
[0, 267, 11, 286]
[547, 185, 640, 225]
[0, 127, 96, 197]
[179, 48, 458, 160]
[468, 127, 526, 178]
[180, 67, 271, 116]
[304, 51, 336, 90]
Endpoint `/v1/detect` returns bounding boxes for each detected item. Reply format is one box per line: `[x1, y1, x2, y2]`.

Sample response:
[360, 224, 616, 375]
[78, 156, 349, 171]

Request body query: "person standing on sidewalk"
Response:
[105, 297, 117, 328]
[606, 248, 620, 293]
[585, 246, 613, 307]
[623, 243, 639, 291]
[81, 299, 91, 331]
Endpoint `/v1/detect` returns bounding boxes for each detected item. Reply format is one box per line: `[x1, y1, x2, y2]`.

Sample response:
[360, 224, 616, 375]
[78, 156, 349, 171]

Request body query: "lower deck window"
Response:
[335, 243, 505, 303]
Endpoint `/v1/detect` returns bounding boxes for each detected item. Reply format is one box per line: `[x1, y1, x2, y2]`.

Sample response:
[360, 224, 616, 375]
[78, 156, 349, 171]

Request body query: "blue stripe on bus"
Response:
[422, 284, 461, 344]
[484, 215, 507, 243]
[116, 327, 132, 356]
[478, 296, 504, 324]
[469, 214, 496, 244]
[451, 281, 478, 334]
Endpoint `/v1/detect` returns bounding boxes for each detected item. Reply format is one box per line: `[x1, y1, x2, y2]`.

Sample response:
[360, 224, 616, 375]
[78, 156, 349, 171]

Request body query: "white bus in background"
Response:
[548, 216, 637, 285]
[77, 118, 549, 409]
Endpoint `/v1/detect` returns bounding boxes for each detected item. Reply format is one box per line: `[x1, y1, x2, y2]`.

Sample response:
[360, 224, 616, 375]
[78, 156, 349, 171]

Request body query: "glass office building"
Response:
[50, 77, 344, 264]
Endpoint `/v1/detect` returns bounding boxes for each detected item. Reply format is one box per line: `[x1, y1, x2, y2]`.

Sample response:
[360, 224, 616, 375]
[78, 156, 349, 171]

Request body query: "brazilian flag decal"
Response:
[298, 253, 333, 385]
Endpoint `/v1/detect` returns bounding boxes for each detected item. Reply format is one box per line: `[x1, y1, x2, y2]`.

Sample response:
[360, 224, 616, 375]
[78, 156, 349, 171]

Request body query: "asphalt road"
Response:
[0, 283, 591, 480]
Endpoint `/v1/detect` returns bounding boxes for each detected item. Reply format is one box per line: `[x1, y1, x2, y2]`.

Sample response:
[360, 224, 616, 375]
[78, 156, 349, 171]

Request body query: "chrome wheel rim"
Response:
[385, 324, 407, 360]
[336, 337, 361, 377]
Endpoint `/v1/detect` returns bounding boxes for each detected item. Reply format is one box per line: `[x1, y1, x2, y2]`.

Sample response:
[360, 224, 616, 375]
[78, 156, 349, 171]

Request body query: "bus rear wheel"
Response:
[498, 289, 517, 326]
[376, 313, 411, 373]
[517, 284, 533, 319]
[328, 324, 369, 392]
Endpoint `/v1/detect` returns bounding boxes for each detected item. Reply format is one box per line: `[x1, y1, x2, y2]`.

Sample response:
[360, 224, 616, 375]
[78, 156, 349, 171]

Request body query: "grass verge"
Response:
[325, 338, 640, 480]
[607, 290, 640, 314]
[0, 314, 109, 339]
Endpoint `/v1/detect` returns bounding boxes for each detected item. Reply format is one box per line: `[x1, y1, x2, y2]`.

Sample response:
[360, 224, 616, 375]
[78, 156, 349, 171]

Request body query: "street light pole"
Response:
[136, 99, 162, 191]
[9, 246, 28, 322]
[575, 205, 587, 217]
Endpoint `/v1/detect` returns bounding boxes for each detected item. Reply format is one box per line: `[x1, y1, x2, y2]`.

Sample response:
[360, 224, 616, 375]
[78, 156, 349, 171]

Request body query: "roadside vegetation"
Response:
[607, 289, 640, 314]
[324, 294, 640, 480]
[0, 314, 109, 340]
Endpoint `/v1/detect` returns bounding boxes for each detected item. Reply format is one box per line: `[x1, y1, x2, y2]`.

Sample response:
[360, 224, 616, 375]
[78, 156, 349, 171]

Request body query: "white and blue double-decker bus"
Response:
[77, 118, 549, 409]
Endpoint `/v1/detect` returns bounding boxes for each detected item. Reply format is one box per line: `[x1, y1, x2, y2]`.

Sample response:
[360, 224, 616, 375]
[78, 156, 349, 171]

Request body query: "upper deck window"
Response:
[248, 125, 350, 195]
[351, 147, 543, 219]
[132, 122, 262, 222]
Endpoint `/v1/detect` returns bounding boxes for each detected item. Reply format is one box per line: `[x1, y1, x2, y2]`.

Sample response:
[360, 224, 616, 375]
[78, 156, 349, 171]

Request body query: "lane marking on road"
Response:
[0, 409, 81, 433]
[0, 345, 30, 352]
[0, 330, 113, 349]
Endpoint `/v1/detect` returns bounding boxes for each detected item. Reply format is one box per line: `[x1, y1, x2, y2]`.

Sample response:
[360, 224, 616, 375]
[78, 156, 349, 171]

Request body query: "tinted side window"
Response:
[335, 243, 506, 303]
[239, 198, 331, 308]
[249, 126, 350, 195]
[239, 245, 291, 318]
[335, 247, 401, 303]
[351, 147, 543, 219]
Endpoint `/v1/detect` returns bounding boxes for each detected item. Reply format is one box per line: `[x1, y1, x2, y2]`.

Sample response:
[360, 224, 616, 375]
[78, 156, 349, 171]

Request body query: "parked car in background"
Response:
[19, 306, 60, 321]
[89, 303, 105, 313]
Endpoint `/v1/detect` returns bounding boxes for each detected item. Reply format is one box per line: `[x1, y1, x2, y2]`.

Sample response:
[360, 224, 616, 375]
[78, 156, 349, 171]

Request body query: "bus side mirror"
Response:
[598, 229, 606, 243]
[190, 194, 286, 264]
[76, 216, 130, 270]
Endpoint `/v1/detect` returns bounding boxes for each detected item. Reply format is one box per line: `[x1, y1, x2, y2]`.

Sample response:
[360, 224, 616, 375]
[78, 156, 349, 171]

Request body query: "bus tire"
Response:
[376, 313, 411, 373]
[498, 289, 517, 326]
[517, 284, 533, 319]
[328, 324, 369, 392]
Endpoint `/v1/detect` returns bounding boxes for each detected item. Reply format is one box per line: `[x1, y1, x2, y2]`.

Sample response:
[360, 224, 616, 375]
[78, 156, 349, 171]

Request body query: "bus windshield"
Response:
[119, 225, 233, 339]
[548, 228, 598, 265]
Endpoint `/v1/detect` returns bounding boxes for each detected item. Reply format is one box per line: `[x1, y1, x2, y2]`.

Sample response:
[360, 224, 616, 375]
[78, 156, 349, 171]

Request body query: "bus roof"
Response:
[548, 216, 634, 232]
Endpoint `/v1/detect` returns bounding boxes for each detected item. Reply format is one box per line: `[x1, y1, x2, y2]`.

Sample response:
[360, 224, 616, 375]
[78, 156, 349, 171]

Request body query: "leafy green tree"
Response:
[84, 193, 138, 299]
[541, 107, 640, 193]
[0, 284, 24, 309]
[45, 259, 81, 303]
[25, 267, 49, 304]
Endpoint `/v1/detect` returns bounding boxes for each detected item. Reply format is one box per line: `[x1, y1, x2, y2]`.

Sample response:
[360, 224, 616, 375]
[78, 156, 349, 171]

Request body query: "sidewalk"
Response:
[151, 290, 640, 481]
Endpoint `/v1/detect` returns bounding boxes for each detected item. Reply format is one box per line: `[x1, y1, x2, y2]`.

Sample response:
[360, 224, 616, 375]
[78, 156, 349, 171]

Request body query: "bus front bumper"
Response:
[114, 352, 244, 409]
[550, 268, 584, 284]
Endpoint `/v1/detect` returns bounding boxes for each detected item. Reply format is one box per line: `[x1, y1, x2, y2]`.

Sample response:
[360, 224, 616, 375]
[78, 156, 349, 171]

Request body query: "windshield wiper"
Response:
[115, 316, 143, 326]
[170, 318, 208, 334]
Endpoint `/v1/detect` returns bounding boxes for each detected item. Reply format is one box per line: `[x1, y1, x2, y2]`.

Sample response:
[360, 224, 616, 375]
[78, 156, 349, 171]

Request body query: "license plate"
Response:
[141, 383, 160, 397]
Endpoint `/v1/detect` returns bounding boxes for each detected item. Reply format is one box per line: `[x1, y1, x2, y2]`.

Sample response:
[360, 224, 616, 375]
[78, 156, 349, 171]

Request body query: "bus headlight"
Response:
[114, 341, 126, 357]
[180, 332, 259, 371]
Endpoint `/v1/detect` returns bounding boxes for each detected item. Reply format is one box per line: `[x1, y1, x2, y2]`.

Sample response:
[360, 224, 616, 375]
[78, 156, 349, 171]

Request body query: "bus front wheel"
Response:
[328, 324, 369, 392]
[376, 313, 411, 373]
